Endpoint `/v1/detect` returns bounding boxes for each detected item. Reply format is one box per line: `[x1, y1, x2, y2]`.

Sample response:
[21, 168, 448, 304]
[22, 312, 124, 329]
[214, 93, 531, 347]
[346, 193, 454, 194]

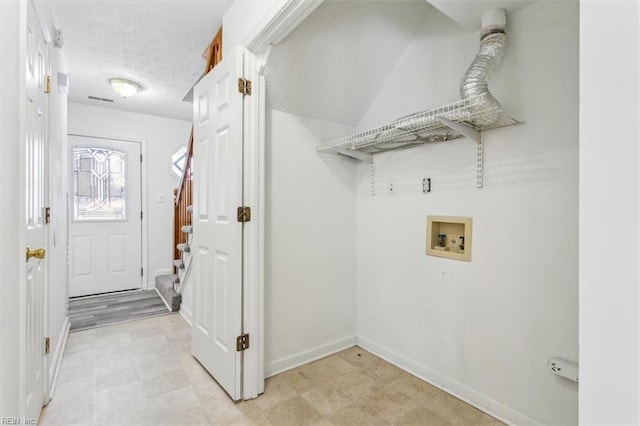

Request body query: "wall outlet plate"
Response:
[548, 357, 579, 382]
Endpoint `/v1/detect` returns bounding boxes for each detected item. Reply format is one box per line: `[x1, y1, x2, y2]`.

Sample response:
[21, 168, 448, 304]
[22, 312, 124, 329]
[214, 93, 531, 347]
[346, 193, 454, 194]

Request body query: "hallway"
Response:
[39, 314, 504, 425]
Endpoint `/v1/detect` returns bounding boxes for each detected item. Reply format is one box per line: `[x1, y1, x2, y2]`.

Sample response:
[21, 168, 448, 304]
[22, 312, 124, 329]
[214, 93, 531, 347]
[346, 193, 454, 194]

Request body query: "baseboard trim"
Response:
[47, 316, 70, 402]
[156, 268, 173, 277]
[179, 302, 192, 326]
[356, 336, 539, 426]
[266, 336, 356, 378]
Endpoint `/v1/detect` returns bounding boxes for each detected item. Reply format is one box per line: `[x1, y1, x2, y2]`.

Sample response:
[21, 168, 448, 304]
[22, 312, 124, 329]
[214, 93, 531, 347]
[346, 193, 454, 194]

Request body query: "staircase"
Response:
[156, 214, 193, 311]
[154, 25, 222, 313]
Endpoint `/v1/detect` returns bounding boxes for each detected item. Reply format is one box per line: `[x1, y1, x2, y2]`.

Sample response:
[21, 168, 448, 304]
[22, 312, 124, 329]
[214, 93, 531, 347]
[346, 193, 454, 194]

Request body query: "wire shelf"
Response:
[317, 95, 522, 162]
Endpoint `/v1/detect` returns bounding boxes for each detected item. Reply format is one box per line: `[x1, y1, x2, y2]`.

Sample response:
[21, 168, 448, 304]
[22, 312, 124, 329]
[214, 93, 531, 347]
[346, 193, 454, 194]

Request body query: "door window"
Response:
[72, 147, 127, 221]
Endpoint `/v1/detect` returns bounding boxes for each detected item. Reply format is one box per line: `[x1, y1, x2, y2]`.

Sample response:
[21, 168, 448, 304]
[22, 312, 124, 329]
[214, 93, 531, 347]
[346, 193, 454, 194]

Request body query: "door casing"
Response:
[67, 132, 150, 293]
[67, 136, 143, 297]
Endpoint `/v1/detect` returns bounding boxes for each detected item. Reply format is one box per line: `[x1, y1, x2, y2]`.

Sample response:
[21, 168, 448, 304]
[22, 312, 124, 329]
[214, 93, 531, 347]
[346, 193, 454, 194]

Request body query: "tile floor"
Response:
[39, 314, 505, 426]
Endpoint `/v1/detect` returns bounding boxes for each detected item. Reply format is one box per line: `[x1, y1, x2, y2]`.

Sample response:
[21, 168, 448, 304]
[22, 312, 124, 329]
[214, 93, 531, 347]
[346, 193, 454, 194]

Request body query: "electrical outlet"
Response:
[548, 357, 579, 382]
[422, 177, 431, 193]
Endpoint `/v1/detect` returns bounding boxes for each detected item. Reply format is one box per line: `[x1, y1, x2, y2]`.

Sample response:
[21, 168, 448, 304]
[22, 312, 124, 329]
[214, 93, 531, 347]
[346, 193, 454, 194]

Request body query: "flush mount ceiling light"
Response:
[109, 78, 141, 98]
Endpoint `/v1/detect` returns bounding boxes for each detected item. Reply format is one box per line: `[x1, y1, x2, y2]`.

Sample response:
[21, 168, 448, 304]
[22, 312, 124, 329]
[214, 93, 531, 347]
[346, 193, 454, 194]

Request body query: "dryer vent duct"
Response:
[460, 9, 507, 126]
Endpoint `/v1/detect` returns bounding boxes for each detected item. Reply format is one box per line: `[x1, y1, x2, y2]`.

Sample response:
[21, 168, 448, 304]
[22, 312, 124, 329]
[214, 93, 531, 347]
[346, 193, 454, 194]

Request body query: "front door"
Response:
[68, 136, 142, 297]
[191, 48, 245, 400]
[24, 0, 48, 419]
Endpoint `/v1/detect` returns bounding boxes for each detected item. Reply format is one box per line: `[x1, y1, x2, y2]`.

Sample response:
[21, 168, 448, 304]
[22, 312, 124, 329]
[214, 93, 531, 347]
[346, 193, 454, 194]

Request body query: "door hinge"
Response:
[44, 337, 50, 355]
[236, 334, 249, 352]
[44, 75, 51, 94]
[237, 78, 252, 96]
[44, 207, 51, 224]
[237, 206, 251, 223]
[141, 268, 144, 277]
[140, 154, 143, 163]
[141, 211, 143, 220]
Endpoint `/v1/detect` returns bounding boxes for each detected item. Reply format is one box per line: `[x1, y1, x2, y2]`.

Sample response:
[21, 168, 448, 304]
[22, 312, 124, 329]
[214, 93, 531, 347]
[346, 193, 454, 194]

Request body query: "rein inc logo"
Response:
[1, 418, 36, 425]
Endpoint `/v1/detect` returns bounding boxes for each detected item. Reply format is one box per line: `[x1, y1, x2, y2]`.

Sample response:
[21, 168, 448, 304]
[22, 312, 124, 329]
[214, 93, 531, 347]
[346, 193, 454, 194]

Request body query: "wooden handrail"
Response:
[174, 130, 193, 206]
[172, 26, 223, 269]
[173, 131, 193, 263]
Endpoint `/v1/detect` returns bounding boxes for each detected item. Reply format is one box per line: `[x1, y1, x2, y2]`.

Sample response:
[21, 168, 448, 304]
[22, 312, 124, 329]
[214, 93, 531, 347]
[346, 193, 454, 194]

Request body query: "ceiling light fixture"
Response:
[109, 78, 141, 98]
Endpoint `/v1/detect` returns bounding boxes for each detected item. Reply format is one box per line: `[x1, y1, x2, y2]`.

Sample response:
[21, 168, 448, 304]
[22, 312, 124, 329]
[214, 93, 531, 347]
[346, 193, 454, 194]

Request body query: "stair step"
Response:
[181, 225, 193, 234]
[186, 205, 193, 214]
[173, 259, 185, 270]
[177, 243, 190, 253]
[155, 274, 181, 312]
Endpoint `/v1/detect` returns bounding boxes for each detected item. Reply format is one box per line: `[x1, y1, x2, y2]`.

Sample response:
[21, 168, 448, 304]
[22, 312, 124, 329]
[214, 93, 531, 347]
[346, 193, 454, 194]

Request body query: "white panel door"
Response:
[192, 48, 244, 400]
[24, 0, 48, 419]
[68, 136, 142, 297]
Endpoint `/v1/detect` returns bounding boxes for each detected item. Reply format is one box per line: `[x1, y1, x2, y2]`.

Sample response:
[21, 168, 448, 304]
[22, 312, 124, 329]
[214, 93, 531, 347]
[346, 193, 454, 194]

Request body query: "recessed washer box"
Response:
[426, 215, 472, 261]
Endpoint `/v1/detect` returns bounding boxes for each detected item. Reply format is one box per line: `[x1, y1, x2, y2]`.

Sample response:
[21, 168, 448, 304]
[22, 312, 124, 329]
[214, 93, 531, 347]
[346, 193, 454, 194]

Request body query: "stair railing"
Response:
[172, 26, 222, 274]
[173, 131, 193, 268]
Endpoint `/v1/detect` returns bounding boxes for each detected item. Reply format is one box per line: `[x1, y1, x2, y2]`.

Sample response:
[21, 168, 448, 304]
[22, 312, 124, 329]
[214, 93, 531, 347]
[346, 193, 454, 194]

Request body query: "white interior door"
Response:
[192, 48, 244, 400]
[68, 136, 142, 297]
[24, 0, 48, 419]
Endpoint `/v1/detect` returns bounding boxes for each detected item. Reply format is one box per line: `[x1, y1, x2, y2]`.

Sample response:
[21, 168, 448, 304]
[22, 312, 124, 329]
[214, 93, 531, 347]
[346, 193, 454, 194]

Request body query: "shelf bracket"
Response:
[316, 146, 374, 163]
[437, 117, 481, 144]
[476, 134, 484, 188]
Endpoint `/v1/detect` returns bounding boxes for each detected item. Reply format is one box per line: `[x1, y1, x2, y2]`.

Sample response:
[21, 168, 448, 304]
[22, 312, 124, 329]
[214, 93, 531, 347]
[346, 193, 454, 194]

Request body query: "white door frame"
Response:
[239, 0, 324, 399]
[0, 0, 28, 416]
[67, 133, 149, 293]
[0, 0, 55, 417]
[67, 135, 143, 297]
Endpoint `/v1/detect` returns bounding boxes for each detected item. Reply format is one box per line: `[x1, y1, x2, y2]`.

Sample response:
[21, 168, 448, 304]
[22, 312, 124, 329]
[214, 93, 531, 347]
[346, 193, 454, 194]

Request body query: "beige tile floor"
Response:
[39, 314, 505, 426]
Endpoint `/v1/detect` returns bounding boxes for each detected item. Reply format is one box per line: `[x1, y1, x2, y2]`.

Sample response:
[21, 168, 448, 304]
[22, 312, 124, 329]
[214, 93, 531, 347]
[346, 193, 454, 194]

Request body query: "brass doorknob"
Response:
[26, 247, 46, 261]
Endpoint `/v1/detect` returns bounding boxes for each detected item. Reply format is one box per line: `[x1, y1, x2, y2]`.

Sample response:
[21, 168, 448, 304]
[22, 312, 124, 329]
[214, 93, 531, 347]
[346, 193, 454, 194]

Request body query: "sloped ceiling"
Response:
[53, 1, 232, 121]
[264, 0, 434, 127]
[264, 0, 539, 128]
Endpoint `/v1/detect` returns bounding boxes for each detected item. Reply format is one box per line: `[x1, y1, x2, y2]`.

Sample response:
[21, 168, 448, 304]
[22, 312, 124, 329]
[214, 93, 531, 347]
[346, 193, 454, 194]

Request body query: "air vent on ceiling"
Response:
[88, 95, 114, 103]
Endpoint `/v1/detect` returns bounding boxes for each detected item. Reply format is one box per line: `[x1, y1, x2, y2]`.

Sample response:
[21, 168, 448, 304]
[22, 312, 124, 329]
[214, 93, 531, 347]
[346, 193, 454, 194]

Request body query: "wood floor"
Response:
[68, 290, 170, 331]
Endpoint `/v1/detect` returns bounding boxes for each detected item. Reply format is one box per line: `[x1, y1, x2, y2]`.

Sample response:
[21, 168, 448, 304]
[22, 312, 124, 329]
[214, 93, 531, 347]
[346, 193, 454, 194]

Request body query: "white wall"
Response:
[68, 103, 191, 286]
[264, 109, 357, 375]
[222, 1, 282, 57]
[354, 2, 578, 425]
[579, 2, 640, 424]
[0, 0, 26, 417]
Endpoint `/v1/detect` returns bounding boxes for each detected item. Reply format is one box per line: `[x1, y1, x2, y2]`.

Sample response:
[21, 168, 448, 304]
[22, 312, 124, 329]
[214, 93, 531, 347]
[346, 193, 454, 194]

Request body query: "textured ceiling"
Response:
[264, 0, 434, 127]
[53, 0, 232, 121]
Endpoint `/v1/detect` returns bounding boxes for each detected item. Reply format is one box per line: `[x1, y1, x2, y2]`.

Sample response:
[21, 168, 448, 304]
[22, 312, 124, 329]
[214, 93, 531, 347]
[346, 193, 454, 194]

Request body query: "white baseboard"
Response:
[356, 336, 539, 426]
[266, 336, 356, 378]
[179, 302, 192, 326]
[156, 268, 173, 277]
[146, 281, 156, 290]
[47, 316, 70, 402]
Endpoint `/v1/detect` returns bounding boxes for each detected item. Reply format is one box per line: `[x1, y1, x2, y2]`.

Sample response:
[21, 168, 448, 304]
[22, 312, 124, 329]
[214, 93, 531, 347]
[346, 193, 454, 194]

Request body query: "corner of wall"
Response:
[266, 336, 356, 378]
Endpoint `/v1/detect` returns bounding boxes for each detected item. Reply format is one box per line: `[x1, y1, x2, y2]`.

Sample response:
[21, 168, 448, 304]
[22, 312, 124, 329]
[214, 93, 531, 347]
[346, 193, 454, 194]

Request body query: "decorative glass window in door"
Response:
[72, 147, 127, 221]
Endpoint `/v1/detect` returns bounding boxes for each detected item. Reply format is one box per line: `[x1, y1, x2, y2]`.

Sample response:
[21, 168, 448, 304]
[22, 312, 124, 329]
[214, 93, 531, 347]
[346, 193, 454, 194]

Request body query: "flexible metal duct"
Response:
[460, 9, 507, 126]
